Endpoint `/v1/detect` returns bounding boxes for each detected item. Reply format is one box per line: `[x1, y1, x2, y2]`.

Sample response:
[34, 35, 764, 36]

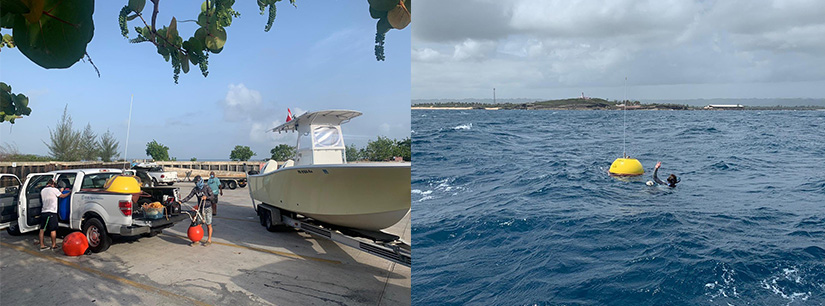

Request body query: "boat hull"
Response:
[248, 163, 411, 231]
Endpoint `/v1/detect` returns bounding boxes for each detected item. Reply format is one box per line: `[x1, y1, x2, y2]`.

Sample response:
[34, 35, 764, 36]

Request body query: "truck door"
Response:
[0, 174, 23, 230]
[17, 174, 56, 233]
[54, 173, 78, 223]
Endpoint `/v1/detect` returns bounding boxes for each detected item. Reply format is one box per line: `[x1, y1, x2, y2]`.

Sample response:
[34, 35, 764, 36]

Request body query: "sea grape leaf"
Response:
[205, 25, 225, 53]
[15, 94, 30, 114]
[1, 13, 16, 28]
[168, 17, 178, 41]
[183, 35, 205, 53]
[128, 0, 145, 13]
[181, 54, 190, 73]
[369, 6, 385, 19]
[368, 0, 397, 13]
[12, 0, 94, 69]
[21, 0, 45, 23]
[0, 82, 30, 123]
[387, 2, 410, 29]
[1, 33, 14, 48]
[0, 0, 30, 15]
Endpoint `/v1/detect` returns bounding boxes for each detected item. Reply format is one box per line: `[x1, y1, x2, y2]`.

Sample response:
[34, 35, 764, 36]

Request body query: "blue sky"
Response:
[1, 1, 410, 161]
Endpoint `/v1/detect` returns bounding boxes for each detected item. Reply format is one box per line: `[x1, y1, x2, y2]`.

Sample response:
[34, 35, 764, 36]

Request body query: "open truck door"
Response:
[0, 174, 23, 230]
[6, 173, 56, 235]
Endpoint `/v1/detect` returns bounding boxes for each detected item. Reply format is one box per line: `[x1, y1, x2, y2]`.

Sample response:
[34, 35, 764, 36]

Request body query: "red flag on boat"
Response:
[286, 108, 293, 122]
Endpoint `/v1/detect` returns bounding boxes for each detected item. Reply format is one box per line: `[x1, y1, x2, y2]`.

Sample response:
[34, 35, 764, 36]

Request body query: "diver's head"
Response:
[194, 175, 204, 189]
[667, 174, 678, 187]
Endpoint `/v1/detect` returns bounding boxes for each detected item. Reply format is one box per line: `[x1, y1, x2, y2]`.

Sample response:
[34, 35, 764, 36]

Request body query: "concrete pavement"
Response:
[0, 181, 410, 305]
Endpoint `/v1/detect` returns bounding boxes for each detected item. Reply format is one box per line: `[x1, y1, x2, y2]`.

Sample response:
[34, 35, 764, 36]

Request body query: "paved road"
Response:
[0, 181, 410, 306]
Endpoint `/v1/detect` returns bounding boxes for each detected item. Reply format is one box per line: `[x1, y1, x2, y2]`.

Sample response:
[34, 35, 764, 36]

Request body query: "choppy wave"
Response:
[412, 110, 825, 305]
[453, 123, 473, 130]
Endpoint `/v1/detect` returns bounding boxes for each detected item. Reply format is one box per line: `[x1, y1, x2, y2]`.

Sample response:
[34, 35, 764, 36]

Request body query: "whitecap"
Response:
[453, 123, 473, 130]
[412, 189, 433, 195]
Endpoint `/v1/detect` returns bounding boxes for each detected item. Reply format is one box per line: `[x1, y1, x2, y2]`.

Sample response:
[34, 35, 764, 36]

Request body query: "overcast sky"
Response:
[1, 1, 410, 160]
[412, 0, 825, 101]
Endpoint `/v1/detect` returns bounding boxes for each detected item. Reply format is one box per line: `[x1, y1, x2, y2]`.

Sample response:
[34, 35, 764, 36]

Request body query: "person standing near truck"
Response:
[39, 179, 70, 251]
[207, 171, 223, 216]
[179, 176, 215, 246]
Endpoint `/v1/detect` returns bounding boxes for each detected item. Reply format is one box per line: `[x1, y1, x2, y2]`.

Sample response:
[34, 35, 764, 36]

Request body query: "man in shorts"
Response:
[179, 176, 215, 246]
[40, 179, 70, 251]
[206, 171, 222, 216]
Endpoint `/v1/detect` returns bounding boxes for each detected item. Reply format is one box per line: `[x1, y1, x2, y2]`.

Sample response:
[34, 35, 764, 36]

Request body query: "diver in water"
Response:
[650, 161, 679, 187]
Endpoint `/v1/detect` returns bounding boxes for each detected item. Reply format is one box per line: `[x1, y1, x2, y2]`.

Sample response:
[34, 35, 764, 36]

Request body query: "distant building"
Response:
[703, 104, 744, 110]
[580, 92, 591, 100]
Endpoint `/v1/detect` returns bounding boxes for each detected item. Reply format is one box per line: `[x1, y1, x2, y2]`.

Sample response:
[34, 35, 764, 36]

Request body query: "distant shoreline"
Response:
[411, 107, 825, 111]
[411, 97, 825, 111]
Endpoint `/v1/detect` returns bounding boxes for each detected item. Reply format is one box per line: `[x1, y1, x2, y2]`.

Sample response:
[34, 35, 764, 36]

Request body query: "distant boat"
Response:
[247, 110, 411, 231]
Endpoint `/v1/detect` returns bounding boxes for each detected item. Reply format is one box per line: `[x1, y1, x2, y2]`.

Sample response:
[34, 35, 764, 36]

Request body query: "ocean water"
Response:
[411, 110, 825, 305]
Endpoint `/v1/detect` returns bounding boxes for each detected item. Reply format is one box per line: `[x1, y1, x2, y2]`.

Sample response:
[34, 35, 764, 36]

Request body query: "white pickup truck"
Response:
[0, 169, 187, 253]
[132, 163, 178, 186]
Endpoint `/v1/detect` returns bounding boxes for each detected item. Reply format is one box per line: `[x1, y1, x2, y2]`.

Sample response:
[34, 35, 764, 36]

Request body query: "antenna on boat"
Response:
[123, 94, 133, 164]
[493, 87, 496, 104]
[608, 76, 644, 176]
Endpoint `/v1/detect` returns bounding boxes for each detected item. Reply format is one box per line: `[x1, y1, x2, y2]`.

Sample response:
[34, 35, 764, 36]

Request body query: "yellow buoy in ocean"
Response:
[609, 157, 644, 176]
[609, 77, 644, 177]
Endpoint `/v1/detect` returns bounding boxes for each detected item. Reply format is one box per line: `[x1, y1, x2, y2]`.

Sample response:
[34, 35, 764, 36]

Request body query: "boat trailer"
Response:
[256, 203, 411, 267]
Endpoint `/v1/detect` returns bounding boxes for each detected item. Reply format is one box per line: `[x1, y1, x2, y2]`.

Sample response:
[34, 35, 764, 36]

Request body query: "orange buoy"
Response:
[187, 225, 203, 242]
[63, 232, 89, 256]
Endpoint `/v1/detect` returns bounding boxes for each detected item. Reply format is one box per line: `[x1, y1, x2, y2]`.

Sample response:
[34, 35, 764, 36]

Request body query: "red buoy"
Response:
[63, 232, 89, 256]
[187, 225, 203, 243]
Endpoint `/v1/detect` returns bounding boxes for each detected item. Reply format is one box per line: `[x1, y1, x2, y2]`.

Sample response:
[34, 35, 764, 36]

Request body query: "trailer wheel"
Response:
[264, 210, 278, 232]
[228, 181, 238, 189]
[82, 218, 112, 253]
[220, 181, 228, 189]
[258, 208, 266, 226]
[238, 181, 247, 188]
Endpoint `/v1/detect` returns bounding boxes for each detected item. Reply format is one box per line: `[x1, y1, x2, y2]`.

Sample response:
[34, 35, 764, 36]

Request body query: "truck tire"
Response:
[82, 218, 112, 253]
[6, 223, 22, 236]
[220, 181, 228, 189]
[238, 181, 247, 188]
[228, 181, 238, 189]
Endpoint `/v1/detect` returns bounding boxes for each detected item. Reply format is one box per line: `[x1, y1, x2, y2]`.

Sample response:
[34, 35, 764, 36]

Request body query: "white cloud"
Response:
[219, 84, 309, 146]
[222, 83, 263, 122]
[453, 39, 497, 61]
[412, 47, 442, 62]
[378, 123, 391, 135]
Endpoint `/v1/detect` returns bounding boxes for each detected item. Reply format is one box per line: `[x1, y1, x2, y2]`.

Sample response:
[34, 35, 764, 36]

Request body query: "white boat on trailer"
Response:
[248, 110, 411, 266]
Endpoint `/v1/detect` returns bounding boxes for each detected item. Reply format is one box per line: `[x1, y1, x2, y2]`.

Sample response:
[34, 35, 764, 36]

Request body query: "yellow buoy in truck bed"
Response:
[103, 175, 142, 193]
[609, 157, 644, 176]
